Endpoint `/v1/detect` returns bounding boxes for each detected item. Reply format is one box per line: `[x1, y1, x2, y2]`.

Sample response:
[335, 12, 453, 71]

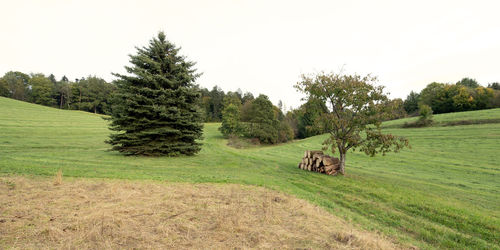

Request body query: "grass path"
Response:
[1, 97, 499, 249]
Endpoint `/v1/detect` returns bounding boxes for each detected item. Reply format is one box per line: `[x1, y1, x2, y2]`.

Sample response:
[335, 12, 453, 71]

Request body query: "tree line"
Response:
[0, 72, 115, 114]
[0, 69, 337, 144]
[217, 88, 408, 145]
[2, 35, 499, 151]
[403, 78, 500, 115]
[2, 70, 498, 144]
[201, 86, 341, 144]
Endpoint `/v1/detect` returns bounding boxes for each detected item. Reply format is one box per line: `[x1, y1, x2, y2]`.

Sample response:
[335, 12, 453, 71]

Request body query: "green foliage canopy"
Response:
[29, 73, 55, 106]
[403, 91, 420, 114]
[295, 72, 409, 174]
[244, 95, 280, 144]
[456, 77, 479, 88]
[219, 103, 242, 137]
[297, 98, 328, 138]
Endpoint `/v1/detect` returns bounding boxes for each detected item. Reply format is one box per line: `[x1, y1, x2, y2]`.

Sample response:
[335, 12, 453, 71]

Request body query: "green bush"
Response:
[403, 104, 434, 128]
[219, 103, 242, 137]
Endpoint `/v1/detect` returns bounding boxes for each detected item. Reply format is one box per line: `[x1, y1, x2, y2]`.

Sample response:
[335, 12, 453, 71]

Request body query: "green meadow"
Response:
[1, 96, 499, 249]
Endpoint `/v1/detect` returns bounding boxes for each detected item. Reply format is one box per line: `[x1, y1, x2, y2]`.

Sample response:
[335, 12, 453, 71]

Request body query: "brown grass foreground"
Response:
[0, 176, 402, 249]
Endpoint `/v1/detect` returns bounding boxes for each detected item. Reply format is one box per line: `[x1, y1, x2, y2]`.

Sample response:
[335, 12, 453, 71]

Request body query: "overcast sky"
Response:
[1, 0, 499, 109]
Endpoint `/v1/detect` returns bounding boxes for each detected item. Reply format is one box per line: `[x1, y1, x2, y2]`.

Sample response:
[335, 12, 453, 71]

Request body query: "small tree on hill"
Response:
[106, 32, 203, 156]
[295, 72, 410, 175]
[417, 104, 433, 126]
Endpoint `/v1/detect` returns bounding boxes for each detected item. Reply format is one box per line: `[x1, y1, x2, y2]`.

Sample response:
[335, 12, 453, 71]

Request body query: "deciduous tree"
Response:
[2, 71, 30, 101]
[297, 98, 328, 138]
[219, 103, 241, 137]
[244, 95, 279, 144]
[295, 72, 409, 175]
[29, 73, 55, 106]
[0, 78, 9, 97]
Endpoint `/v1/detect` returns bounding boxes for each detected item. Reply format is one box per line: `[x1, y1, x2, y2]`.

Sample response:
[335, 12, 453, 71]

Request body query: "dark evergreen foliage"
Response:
[456, 77, 479, 88]
[106, 32, 203, 156]
[73, 76, 115, 113]
[296, 98, 328, 138]
[403, 91, 420, 114]
[488, 82, 500, 90]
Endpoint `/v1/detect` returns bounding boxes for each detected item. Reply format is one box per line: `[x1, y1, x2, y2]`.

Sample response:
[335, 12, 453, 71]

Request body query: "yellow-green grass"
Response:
[1, 96, 499, 249]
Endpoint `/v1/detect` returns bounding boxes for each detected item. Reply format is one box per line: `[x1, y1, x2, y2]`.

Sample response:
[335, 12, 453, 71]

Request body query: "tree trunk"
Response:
[60, 94, 63, 109]
[339, 152, 346, 175]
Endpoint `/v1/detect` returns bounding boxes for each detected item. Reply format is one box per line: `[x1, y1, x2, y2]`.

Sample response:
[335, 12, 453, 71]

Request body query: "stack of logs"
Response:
[298, 150, 340, 175]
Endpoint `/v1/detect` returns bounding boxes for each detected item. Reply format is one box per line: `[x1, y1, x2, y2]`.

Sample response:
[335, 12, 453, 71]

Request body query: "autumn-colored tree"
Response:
[385, 98, 407, 120]
[295, 72, 409, 175]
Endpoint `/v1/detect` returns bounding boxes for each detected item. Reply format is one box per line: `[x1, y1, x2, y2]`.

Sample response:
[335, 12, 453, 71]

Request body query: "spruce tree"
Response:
[106, 32, 203, 156]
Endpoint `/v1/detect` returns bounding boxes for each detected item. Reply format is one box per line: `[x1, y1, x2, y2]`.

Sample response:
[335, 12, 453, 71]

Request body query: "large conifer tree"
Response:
[106, 32, 203, 156]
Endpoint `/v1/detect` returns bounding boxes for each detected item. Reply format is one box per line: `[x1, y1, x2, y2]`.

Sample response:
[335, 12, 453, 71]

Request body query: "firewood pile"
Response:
[298, 150, 340, 175]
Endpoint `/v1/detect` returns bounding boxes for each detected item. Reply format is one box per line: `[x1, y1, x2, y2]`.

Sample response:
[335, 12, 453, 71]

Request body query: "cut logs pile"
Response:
[298, 150, 340, 175]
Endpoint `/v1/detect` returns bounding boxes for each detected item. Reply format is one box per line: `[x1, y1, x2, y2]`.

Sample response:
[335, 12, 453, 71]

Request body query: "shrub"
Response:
[219, 104, 242, 137]
[403, 104, 434, 128]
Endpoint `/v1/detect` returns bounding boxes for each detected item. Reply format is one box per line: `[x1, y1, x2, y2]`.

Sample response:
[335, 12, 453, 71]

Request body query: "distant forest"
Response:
[1, 71, 499, 143]
[403, 78, 500, 115]
[0, 71, 334, 141]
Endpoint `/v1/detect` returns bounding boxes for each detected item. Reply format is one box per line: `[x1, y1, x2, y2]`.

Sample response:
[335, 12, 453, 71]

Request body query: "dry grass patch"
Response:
[0, 176, 402, 249]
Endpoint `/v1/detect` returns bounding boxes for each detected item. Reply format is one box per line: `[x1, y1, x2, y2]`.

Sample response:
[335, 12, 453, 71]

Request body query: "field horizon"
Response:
[1, 96, 499, 249]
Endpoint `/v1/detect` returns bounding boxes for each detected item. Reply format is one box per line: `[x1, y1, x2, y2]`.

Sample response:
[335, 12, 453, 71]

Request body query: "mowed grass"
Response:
[1, 96, 499, 249]
[383, 108, 500, 128]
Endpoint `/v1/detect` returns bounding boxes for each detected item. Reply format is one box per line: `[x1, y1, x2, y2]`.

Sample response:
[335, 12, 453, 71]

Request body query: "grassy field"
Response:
[1, 96, 499, 249]
[382, 108, 500, 128]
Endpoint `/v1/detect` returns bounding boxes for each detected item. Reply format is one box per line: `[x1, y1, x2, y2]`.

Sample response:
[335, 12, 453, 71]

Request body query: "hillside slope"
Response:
[1, 97, 499, 249]
[383, 108, 500, 128]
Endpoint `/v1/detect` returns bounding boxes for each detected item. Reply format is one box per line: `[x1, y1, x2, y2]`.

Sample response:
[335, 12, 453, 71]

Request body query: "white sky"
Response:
[1, 0, 499, 109]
